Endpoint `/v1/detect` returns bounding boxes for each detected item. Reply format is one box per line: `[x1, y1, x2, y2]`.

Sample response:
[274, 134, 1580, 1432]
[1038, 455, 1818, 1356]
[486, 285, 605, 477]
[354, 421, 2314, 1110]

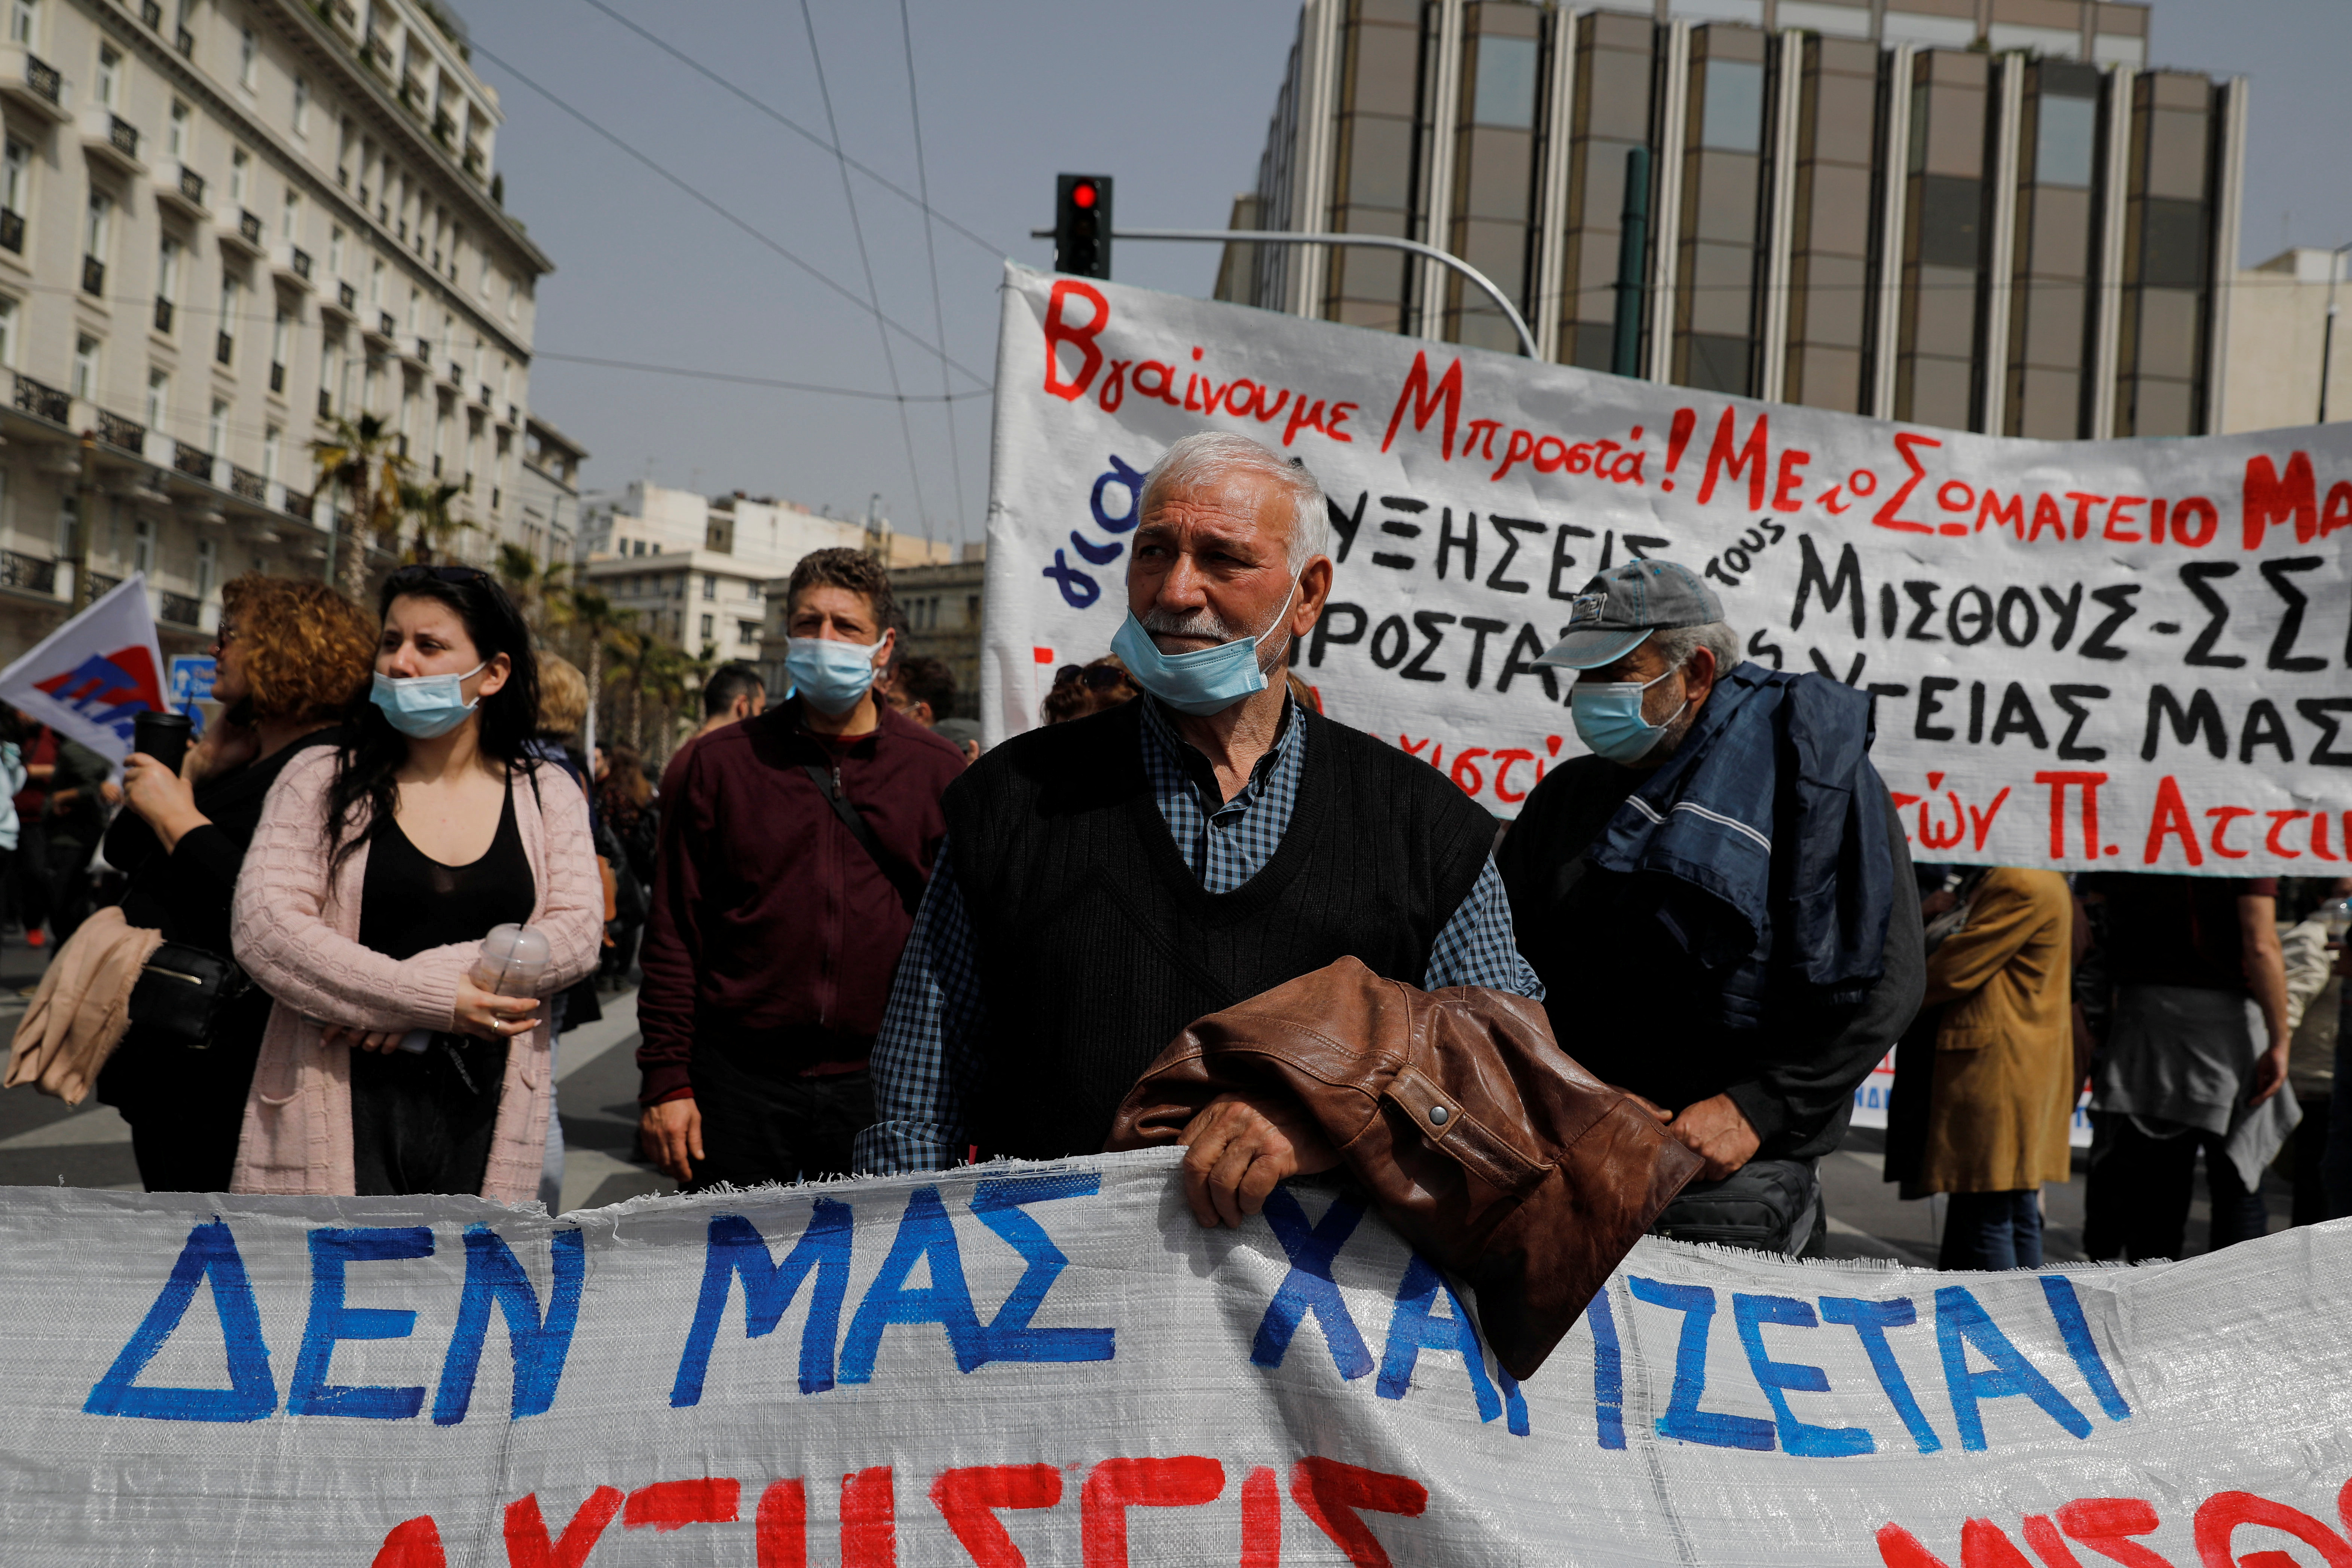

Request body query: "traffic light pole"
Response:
[1050, 227, 1540, 360]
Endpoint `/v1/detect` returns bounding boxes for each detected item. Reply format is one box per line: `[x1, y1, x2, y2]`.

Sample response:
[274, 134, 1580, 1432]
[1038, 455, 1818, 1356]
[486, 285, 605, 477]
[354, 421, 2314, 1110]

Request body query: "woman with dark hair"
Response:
[228, 566, 602, 1199]
[97, 575, 377, 1190]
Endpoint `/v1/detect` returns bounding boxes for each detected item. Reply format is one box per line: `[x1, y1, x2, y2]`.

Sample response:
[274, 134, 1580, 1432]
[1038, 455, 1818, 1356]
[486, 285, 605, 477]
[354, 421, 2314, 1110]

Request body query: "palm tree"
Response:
[495, 542, 569, 631]
[553, 584, 633, 731]
[397, 479, 466, 565]
[309, 413, 407, 599]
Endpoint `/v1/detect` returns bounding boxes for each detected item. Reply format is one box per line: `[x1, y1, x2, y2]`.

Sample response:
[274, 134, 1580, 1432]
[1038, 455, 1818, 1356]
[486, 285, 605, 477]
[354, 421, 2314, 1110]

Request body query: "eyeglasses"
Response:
[211, 619, 238, 651]
[386, 564, 489, 588]
[1054, 663, 1132, 694]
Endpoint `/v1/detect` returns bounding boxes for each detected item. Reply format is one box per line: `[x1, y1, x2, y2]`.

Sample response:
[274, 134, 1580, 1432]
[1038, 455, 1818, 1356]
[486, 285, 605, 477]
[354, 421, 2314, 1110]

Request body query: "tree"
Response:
[553, 584, 633, 733]
[495, 542, 568, 630]
[397, 479, 467, 565]
[309, 413, 407, 599]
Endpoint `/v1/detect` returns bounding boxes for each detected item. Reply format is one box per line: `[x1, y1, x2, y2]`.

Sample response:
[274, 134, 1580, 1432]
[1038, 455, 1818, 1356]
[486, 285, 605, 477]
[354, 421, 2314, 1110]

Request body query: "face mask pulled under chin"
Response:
[1110, 581, 1298, 717]
[1569, 666, 1685, 764]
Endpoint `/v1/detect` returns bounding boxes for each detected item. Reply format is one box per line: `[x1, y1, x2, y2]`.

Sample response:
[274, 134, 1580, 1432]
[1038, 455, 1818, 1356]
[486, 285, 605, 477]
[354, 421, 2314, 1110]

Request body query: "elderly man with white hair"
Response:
[854, 431, 1542, 1218]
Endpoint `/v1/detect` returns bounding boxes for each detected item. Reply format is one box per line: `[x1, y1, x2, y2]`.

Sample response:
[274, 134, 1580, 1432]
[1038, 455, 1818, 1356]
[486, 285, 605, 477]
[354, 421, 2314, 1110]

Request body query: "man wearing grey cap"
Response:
[1495, 560, 1924, 1253]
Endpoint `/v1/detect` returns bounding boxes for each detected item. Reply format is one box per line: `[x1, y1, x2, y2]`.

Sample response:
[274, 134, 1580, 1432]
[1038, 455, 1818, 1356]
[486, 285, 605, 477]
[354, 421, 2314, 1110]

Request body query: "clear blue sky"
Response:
[465, 1, 2349, 547]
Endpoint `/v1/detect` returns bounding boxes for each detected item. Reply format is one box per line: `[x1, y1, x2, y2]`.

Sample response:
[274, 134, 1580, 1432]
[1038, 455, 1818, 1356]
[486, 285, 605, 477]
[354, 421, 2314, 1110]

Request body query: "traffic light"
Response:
[1054, 174, 1113, 279]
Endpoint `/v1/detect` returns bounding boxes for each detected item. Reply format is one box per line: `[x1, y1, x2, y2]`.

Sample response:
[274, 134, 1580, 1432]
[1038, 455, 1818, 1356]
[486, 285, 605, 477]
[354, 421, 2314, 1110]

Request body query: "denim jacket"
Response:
[1587, 662, 1894, 1028]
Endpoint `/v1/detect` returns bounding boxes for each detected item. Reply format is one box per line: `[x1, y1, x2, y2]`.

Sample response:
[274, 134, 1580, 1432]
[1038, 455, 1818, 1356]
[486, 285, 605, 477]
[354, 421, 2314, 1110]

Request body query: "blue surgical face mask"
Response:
[371, 661, 487, 740]
[1570, 666, 1686, 764]
[1110, 581, 1299, 718]
[787, 636, 883, 716]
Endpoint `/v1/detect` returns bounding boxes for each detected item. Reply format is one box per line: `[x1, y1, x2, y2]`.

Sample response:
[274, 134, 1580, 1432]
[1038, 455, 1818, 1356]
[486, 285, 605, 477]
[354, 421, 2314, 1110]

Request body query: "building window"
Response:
[71, 334, 99, 400]
[270, 306, 290, 374]
[0, 296, 16, 368]
[96, 45, 120, 109]
[239, 26, 257, 89]
[262, 424, 281, 481]
[156, 236, 180, 332]
[700, 614, 714, 643]
[702, 575, 716, 600]
[319, 339, 339, 415]
[368, 256, 383, 306]
[207, 398, 227, 453]
[167, 101, 190, 163]
[58, 494, 78, 559]
[405, 286, 419, 334]
[3, 136, 27, 221]
[2036, 94, 2097, 189]
[281, 188, 301, 241]
[84, 190, 110, 263]
[506, 276, 518, 321]
[132, 514, 154, 574]
[292, 75, 309, 137]
[328, 224, 344, 274]
[196, 537, 217, 599]
[229, 147, 250, 208]
[146, 367, 169, 428]
[217, 275, 238, 363]
[7, 0, 33, 48]
[1471, 36, 1538, 129]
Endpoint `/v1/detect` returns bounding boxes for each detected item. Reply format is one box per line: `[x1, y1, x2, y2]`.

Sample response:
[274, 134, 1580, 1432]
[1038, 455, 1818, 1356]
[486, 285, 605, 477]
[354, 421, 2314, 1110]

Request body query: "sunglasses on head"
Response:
[1054, 663, 1131, 693]
[387, 564, 489, 588]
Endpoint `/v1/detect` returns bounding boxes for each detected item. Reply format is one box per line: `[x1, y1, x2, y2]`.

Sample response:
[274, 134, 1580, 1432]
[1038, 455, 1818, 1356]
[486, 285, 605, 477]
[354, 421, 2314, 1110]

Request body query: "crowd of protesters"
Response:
[0, 427, 2341, 1274]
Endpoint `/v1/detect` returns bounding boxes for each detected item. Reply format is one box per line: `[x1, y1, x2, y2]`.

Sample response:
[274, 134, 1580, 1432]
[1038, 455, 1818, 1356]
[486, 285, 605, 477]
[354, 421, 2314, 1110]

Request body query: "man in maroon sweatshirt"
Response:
[636, 548, 966, 1188]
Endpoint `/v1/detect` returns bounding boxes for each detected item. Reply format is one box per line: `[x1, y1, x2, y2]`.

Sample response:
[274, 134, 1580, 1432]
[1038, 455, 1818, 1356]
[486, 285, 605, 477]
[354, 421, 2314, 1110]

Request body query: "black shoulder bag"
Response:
[802, 764, 927, 917]
[128, 942, 252, 1051]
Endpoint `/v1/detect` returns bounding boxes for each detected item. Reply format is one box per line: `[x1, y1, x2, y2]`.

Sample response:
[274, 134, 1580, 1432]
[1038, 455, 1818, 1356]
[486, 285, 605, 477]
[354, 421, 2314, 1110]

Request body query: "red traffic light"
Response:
[1072, 182, 1098, 210]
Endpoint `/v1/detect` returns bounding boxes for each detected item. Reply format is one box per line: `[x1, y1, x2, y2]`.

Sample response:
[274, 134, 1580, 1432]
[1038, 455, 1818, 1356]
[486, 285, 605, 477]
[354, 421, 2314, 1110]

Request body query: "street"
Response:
[0, 928, 2296, 1256]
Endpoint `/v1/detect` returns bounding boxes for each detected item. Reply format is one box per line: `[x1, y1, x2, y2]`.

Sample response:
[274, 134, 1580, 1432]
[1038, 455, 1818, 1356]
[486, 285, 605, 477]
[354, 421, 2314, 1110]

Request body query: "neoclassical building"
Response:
[0, 0, 555, 660]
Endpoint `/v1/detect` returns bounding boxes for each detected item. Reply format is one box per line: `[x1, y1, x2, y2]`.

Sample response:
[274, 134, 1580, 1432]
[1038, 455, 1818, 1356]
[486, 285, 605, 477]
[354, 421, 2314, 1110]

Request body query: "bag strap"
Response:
[802, 763, 926, 918]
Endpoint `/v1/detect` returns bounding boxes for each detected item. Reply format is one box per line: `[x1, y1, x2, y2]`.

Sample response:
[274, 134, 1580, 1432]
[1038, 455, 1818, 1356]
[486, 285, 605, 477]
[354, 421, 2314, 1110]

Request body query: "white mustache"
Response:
[1140, 607, 1241, 642]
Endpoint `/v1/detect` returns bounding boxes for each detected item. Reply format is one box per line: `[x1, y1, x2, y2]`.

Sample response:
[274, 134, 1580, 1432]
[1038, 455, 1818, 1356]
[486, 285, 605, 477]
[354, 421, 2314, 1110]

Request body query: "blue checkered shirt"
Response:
[853, 697, 1544, 1175]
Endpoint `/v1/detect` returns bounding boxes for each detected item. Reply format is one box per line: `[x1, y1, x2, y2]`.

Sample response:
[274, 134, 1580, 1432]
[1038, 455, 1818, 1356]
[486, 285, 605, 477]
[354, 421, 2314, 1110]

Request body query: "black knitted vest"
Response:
[943, 699, 1494, 1159]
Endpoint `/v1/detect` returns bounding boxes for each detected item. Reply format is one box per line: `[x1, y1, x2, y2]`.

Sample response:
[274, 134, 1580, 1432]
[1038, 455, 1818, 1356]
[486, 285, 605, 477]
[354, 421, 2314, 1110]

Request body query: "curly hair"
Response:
[217, 575, 376, 725]
[786, 547, 896, 634]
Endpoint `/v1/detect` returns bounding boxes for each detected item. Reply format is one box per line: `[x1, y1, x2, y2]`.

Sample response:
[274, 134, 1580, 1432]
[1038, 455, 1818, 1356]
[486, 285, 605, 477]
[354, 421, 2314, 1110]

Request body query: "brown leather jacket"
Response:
[1105, 957, 1700, 1379]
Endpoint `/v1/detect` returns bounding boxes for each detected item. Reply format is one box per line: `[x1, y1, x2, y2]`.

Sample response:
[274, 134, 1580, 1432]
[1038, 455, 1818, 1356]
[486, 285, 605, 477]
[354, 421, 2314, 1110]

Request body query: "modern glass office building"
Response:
[1219, 0, 2244, 438]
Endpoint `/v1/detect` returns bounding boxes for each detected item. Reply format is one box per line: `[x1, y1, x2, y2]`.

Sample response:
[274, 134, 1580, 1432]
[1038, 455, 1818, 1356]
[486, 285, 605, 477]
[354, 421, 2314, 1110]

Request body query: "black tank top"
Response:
[358, 776, 536, 959]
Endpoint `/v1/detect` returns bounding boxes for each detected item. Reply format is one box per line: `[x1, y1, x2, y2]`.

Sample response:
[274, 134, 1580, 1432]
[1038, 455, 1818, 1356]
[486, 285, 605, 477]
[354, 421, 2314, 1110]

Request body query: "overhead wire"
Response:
[896, 0, 967, 544]
[796, 0, 929, 537]
[533, 351, 989, 401]
[573, 0, 1003, 263]
[466, 39, 992, 391]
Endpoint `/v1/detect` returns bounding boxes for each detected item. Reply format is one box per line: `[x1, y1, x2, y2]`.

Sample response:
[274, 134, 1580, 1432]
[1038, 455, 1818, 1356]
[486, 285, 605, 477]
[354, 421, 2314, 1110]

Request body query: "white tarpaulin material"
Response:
[9, 1151, 2350, 1565]
[982, 265, 2352, 872]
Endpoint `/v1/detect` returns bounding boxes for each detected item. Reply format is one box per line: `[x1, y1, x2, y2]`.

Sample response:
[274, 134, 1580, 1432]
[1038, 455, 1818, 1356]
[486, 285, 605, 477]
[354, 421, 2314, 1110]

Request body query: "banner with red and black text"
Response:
[983, 265, 2352, 872]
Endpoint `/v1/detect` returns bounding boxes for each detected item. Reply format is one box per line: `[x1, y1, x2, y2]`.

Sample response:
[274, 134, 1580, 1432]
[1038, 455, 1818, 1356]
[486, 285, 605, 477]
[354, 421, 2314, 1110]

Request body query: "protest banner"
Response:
[7, 1150, 2347, 1565]
[982, 264, 2352, 873]
[0, 574, 166, 764]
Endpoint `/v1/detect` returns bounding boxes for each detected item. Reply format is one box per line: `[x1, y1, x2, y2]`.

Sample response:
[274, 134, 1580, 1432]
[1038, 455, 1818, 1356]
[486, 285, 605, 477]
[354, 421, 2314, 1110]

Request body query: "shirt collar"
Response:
[1139, 692, 1299, 810]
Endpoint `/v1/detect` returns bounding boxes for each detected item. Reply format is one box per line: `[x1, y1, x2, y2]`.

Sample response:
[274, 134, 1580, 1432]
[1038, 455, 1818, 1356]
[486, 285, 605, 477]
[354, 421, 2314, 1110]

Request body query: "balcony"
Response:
[0, 209, 21, 255]
[214, 331, 232, 366]
[317, 388, 332, 419]
[173, 441, 214, 480]
[220, 208, 265, 258]
[13, 373, 69, 424]
[272, 244, 314, 291]
[83, 110, 145, 178]
[478, 382, 493, 407]
[284, 489, 315, 522]
[446, 360, 464, 387]
[0, 551, 56, 597]
[140, 0, 161, 27]
[374, 311, 396, 339]
[413, 336, 432, 364]
[229, 466, 267, 502]
[175, 27, 193, 58]
[81, 255, 105, 297]
[153, 297, 172, 333]
[155, 163, 207, 221]
[0, 48, 70, 126]
[94, 409, 144, 451]
[89, 573, 122, 598]
[268, 361, 284, 393]
[158, 590, 201, 627]
[338, 281, 358, 312]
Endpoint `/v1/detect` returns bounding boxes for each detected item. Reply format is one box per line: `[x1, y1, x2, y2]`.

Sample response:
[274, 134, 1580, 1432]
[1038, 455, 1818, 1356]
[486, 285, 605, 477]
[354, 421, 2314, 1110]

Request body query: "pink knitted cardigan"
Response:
[227, 744, 602, 1204]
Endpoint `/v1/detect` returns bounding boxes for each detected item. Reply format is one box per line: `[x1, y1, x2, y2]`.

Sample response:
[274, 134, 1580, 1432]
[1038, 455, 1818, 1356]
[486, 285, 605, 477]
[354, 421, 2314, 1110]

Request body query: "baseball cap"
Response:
[1534, 559, 1724, 670]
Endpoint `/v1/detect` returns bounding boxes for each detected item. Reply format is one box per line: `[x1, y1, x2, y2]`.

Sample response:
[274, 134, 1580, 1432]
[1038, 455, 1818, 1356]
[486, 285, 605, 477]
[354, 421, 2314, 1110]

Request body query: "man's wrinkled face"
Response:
[1579, 639, 1704, 760]
[1127, 470, 1297, 672]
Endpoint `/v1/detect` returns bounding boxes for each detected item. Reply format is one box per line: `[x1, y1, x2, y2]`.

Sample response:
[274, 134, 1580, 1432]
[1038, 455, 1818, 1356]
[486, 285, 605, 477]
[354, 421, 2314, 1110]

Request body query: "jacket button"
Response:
[1428, 1105, 1449, 1126]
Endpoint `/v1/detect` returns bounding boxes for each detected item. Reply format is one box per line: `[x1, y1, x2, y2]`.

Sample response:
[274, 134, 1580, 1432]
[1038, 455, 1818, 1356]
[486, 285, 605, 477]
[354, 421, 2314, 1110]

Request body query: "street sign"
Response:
[167, 654, 215, 738]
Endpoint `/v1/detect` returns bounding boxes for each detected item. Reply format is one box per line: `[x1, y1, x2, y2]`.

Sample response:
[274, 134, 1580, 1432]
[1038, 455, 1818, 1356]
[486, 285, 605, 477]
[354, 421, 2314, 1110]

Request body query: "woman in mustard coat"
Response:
[1888, 867, 2076, 1269]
